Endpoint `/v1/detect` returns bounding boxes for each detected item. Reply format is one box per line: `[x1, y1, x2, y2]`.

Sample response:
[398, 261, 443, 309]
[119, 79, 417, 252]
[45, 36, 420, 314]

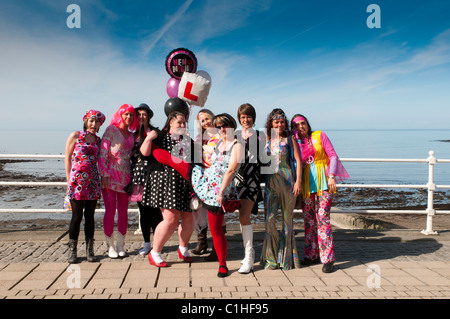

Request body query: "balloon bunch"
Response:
[164, 48, 212, 117]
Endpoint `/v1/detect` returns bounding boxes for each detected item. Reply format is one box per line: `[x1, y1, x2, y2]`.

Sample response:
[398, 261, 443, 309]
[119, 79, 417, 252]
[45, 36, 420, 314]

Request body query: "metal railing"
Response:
[1, 151, 449, 235]
[337, 151, 450, 235]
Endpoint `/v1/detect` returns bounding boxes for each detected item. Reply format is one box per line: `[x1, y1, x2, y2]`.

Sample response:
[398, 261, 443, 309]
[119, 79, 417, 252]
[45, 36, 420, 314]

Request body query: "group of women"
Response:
[64, 102, 348, 276]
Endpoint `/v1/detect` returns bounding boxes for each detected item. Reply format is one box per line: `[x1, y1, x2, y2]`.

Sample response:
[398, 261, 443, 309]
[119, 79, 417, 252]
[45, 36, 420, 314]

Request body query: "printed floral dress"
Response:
[67, 130, 102, 200]
[98, 125, 135, 193]
[191, 139, 240, 213]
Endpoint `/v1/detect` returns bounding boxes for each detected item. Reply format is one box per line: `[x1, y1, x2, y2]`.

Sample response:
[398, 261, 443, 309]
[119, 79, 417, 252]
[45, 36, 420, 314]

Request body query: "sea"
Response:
[1, 128, 449, 185]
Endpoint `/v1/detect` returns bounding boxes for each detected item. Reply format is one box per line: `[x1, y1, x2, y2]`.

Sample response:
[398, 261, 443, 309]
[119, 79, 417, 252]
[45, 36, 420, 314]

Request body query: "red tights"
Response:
[208, 211, 227, 272]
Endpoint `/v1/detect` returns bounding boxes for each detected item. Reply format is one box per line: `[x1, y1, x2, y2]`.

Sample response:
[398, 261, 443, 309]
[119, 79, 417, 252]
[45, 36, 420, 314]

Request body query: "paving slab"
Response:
[0, 226, 448, 301]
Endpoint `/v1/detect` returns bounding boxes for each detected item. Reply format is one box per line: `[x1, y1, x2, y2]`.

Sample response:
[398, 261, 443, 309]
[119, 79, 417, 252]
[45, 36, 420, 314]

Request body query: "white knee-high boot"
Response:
[238, 224, 255, 274]
[116, 232, 126, 257]
[105, 233, 118, 258]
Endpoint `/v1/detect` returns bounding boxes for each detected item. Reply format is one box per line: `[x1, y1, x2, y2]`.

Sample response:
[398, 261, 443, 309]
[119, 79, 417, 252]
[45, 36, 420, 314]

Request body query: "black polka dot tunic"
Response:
[141, 133, 193, 212]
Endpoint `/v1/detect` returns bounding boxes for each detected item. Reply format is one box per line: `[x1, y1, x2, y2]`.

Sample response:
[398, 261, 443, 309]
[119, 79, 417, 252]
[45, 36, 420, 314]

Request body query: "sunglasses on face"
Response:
[215, 124, 230, 130]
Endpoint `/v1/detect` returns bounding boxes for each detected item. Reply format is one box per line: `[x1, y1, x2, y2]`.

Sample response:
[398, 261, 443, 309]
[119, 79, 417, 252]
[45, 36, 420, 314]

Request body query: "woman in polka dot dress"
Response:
[140, 111, 195, 267]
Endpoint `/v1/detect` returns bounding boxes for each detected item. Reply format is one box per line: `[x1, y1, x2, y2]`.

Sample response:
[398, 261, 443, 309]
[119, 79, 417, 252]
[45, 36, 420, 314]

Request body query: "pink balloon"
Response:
[166, 78, 180, 98]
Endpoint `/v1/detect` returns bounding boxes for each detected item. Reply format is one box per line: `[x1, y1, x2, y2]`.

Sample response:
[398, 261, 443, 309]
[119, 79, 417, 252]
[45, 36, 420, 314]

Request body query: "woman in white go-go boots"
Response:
[234, 104, 268, 274]
[98, 104, 139, 258]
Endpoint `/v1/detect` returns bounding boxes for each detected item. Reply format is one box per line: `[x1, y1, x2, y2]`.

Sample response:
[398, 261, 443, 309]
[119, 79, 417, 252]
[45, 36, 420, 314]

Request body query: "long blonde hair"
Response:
[196, 109, 215, 136]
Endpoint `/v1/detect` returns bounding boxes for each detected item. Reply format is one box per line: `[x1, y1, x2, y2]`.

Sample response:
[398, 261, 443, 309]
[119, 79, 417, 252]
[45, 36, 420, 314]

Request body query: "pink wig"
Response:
[110, 104, 139, 132]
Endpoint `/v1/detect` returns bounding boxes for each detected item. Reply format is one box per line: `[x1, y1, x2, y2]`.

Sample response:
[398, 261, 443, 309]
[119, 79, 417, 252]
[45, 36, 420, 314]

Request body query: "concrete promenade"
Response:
[0, 224, 449, 300]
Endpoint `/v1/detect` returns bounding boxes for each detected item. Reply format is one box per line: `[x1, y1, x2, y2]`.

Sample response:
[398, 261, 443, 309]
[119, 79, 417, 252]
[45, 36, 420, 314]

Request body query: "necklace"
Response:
[271, 137, 287, 153]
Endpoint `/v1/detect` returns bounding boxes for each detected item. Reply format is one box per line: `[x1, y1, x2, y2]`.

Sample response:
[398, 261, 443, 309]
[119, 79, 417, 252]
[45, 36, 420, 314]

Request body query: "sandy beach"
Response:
[1, 159, 449, 231]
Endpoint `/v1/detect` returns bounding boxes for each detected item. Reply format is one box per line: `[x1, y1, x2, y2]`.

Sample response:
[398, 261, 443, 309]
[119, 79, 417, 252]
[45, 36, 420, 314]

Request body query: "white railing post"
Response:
[421, 151, 438, 235]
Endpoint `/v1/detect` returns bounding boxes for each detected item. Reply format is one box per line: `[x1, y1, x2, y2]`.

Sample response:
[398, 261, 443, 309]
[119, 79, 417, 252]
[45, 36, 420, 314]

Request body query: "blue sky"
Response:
[1, 0, 450, 133]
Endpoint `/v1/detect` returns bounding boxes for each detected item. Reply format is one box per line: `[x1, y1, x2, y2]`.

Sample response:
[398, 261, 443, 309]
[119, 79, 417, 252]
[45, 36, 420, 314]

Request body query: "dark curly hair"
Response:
[265, 108, 289, 141]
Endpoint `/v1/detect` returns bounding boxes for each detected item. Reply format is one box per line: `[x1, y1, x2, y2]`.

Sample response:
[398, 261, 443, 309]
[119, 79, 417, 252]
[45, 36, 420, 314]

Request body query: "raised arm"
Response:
[139, 130, 158, 156]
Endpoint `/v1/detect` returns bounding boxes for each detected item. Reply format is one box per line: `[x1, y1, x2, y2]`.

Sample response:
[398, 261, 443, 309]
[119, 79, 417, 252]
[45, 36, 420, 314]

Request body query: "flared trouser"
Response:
[261, 174, 300, 270]
[301, 191, 335, 263]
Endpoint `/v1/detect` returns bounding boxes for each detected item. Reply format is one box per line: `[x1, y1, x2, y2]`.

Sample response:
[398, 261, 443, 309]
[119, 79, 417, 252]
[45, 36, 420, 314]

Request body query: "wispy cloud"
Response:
[274, 19, 329, 48]
[231, 28, 450, 129]
[190, 0, 271, 43]
[0, 21, 168, 130]
[364, 29, 450, 86]
[140, 0, 271, 51]
[141, 0, 194, 55]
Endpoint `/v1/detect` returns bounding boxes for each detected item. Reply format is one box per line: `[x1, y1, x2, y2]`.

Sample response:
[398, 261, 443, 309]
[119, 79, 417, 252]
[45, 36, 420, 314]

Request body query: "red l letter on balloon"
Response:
[183, 82, 198, 102]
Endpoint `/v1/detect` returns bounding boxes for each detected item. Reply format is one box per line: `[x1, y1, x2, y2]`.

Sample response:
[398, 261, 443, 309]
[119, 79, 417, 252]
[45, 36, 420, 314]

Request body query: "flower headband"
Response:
[83, 110, 106, 125]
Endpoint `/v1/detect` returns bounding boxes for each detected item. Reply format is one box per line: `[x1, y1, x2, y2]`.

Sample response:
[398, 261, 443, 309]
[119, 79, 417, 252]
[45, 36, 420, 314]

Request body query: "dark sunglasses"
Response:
[215, 124, 230, 130]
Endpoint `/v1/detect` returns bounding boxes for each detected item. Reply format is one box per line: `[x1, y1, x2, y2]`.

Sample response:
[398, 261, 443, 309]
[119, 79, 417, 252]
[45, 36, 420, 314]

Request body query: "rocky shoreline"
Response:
[1, 159, 449, 231]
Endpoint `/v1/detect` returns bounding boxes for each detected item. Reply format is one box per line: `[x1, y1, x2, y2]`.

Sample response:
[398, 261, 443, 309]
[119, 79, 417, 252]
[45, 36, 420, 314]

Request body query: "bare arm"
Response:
[140, 130, 158, 156]
[292, 135, 302, 197]
[216, 141, 244, 207]
[64, 131, 79, 182]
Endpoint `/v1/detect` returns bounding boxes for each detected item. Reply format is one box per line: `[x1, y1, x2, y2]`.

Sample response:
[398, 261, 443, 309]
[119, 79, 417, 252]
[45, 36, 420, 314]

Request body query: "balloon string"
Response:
[187, 104, 194, 136]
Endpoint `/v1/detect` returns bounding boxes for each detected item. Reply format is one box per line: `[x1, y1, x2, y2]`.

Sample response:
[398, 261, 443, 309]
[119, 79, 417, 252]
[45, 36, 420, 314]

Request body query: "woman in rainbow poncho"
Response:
[291, 114, 349, 273]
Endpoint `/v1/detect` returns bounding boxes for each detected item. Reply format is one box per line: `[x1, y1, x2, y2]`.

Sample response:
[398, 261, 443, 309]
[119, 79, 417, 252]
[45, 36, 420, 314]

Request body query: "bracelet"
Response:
[329, 176, 335, 180]
[217, 192, 224, 197]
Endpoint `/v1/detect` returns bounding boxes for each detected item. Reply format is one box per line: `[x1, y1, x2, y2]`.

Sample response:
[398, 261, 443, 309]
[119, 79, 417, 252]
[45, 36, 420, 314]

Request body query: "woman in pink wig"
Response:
[98, 104, 138, 258]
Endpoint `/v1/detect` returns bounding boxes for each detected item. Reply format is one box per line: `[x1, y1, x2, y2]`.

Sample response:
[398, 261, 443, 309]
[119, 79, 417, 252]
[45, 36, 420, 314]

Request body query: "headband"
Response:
[292, 116, 306, 123]
[83, 110, 106, 125]
[271, 113, 287, 121]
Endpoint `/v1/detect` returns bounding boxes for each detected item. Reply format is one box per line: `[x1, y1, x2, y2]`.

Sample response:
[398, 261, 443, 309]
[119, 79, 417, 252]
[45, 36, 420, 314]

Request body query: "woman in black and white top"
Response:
[234, 103, 268, 274]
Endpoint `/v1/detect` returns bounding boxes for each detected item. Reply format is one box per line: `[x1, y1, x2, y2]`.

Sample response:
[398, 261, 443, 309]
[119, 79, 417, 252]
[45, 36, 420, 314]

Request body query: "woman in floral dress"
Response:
[191, 109, 219, 256]
[64, 109, 106, 263]
[192, 113, 243, 277]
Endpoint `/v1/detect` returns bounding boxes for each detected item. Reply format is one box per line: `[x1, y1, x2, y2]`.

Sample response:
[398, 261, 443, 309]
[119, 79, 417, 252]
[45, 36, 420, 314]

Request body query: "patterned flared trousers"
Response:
[301, 191, 335, 263]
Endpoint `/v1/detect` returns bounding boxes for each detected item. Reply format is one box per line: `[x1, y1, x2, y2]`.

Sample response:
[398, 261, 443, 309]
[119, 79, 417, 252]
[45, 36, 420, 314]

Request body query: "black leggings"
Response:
[69, 199, 97, 240]
[138, 202, 163, 242]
